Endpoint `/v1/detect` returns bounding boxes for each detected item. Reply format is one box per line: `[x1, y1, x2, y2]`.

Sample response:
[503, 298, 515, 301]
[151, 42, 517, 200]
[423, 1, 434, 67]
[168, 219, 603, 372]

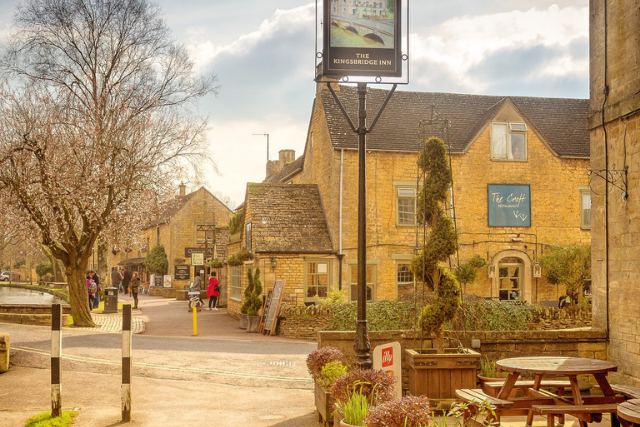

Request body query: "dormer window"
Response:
[491, 122, 527, 160]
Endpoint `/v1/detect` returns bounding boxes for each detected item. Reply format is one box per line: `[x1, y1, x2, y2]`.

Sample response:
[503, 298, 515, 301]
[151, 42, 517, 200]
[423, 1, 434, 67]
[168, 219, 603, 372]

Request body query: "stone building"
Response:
[257, 85, 591, 307]
[227, 183, 334, 316]
[113, 185, 233, 303]
[590, 0, 640, 385]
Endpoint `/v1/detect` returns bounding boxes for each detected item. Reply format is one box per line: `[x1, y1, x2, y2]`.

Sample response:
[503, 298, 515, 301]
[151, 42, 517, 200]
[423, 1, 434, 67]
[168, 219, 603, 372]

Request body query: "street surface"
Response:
[0, 293, 321, 426]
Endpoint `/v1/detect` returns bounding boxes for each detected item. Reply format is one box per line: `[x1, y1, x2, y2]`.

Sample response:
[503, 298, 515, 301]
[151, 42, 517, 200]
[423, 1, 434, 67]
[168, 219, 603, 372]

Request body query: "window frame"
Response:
[498, 258, 523, 301]
[303, 259, 332, 303]
[396, 187, 416, 226]
[347, 262, 377, 302]
[229, 265, 242, 301]
[245, 222, 252, 252]
[580, 188, 591, 230]
[491, 121, 528, 161]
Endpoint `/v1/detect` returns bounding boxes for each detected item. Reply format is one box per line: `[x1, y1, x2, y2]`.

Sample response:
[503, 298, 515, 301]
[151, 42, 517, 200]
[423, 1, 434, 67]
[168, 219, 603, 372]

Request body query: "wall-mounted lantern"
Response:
[488, 265, 496, 278]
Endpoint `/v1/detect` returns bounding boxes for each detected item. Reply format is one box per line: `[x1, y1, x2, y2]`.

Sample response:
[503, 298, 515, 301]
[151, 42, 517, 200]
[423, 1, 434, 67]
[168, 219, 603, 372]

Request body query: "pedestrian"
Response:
[206, 271, 220, 311]
[111, 267, 123, 293]
[122, 268, 132, 295]
[87, 275, 97, 312]
[88, 270, 101, 309]
[190, 273, 205, 308]
[129, 272, 140, 310]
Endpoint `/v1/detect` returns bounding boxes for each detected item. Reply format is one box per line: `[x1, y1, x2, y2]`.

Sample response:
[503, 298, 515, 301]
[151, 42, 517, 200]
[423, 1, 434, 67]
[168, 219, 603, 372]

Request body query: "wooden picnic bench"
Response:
[595, 385, 640, 400]
[483, 380, 570, 397]
[456, 389, 514, 426]
[532, 403, 619, 427]
[618, 399, 640, 427]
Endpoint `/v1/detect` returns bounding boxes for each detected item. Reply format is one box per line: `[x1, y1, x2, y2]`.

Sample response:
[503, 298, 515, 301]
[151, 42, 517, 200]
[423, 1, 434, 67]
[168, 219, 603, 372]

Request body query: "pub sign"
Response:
[487, 184, 531, 227]
[323, 0, 402, 77]
[174, 265, 190, 281]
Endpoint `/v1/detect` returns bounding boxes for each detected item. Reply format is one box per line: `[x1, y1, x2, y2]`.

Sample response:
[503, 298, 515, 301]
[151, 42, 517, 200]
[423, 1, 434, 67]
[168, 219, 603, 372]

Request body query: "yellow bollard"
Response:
[192, 300, 198, 336]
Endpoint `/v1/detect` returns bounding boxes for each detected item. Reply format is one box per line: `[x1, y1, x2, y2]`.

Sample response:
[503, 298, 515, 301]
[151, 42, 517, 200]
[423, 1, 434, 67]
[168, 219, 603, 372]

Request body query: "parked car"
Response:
[0, 271, 20, 282]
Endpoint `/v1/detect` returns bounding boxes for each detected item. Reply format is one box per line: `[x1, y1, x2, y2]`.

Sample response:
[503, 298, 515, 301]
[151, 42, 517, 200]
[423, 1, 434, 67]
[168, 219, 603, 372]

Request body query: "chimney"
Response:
[179, 183, 186, 197]
[265, 150, 296, 181]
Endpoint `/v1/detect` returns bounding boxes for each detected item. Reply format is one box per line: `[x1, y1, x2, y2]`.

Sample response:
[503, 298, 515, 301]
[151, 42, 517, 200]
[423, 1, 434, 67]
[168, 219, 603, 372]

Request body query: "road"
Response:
[0, 295, 322, 427]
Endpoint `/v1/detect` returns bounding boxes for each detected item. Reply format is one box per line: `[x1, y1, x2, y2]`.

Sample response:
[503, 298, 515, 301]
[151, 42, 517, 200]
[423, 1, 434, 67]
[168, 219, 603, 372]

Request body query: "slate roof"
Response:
[144, 191, 197, 229]
[263, 155, 305, 183]
[322, 86, 590, 158]
[245, 183, 333, 253]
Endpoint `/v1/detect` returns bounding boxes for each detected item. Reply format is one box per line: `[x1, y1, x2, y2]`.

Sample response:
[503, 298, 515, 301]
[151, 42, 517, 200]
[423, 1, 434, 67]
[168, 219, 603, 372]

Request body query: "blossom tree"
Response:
[0, 0, 218, 326]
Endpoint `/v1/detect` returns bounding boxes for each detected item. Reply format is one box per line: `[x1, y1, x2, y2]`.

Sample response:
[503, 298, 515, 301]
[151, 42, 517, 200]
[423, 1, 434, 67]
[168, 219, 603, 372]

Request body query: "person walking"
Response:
[111, 267, 123, 293]
[129, 272, 141, 310]
[190, 273, 205, 310]
[87, 275, 97, 312]
[206, 271, 220, 311]
[88, 270, 101, 309]
[122, 268, 132, 295]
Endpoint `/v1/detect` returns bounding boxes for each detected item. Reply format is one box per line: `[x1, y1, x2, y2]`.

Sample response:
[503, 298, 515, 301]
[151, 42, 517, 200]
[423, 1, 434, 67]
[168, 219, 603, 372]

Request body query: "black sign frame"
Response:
[174, 264, 191, 281]
[323, 0, 402, 77]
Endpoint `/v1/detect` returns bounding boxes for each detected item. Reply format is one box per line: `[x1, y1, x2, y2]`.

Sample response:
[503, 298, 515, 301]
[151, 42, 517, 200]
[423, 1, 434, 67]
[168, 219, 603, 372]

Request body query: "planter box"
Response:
[239, 313, 248, 330]
[247, 315, 260, 333]
[314, 382, 335, 426]
[405, 348, 480, 399]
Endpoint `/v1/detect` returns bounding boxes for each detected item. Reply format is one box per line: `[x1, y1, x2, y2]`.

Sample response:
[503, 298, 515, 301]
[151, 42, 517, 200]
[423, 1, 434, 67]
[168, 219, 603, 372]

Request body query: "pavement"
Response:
[0, 292, 321, 427]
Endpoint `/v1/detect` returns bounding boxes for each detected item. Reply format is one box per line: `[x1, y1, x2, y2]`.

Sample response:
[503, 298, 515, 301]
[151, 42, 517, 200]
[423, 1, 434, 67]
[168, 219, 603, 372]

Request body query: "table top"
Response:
[497, 356, 618, 376]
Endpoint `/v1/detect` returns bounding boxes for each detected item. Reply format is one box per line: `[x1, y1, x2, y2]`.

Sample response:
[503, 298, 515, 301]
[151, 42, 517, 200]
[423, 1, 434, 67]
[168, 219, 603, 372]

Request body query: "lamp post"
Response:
[253, 133, 270, 162]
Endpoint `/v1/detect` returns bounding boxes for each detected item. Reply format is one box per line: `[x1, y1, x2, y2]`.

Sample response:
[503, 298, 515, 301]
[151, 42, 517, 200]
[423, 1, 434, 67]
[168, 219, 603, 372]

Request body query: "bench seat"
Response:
[596, 384, 640, 400]
[533, 403, 619, 427]
[618, 399, 640, 427]
[484, 380, 571, 395]
[456, 389, 513, 426]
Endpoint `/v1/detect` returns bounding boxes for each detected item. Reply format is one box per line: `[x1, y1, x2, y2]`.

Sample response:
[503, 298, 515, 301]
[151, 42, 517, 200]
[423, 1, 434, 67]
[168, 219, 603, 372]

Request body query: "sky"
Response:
[0, 0, 590, 209]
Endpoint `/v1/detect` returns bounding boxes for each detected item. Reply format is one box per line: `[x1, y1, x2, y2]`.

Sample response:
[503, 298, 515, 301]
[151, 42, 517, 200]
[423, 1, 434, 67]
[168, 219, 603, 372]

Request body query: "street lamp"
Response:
[253, 133, 270, 162]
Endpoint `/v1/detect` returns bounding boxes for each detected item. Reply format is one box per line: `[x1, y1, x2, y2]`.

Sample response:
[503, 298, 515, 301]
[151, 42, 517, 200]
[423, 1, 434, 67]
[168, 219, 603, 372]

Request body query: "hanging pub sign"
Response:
[323, 0, 402, 77]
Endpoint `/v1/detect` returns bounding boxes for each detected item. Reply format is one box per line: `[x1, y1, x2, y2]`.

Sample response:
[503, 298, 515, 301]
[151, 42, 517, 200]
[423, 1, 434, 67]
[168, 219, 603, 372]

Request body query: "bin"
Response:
[187, 291, 201, 312]
[103, 287, 119, 313]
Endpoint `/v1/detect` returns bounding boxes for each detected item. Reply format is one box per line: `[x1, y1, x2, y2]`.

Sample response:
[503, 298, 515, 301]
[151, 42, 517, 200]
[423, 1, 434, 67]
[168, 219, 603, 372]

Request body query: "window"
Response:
[396, 263, 413, 285]
[349, 264, 376, 301]
[230, 266, 241, 300]
[498, 257, 523, 301]
[305, 261, 331, 302]
[581, 189, 591, 229]
[245, 222, 252, 252]
[491, 122, 527, 160]
[397, 187, 416, 225]
[196, 228, 214, 244]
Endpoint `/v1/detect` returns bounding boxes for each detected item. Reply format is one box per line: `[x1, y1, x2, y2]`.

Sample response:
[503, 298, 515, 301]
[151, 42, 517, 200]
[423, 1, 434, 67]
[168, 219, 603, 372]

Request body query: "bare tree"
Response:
[0, 0, 218, 326]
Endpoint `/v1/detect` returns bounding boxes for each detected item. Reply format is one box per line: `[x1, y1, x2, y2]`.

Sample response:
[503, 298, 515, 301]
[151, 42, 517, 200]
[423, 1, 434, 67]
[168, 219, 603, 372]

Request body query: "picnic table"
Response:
[618, 399, 640, 427]
[496, 356, 621, 427]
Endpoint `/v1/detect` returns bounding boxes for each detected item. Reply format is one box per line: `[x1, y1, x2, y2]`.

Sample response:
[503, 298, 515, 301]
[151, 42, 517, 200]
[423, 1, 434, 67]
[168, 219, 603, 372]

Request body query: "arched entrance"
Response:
[491, 250, 532, 303]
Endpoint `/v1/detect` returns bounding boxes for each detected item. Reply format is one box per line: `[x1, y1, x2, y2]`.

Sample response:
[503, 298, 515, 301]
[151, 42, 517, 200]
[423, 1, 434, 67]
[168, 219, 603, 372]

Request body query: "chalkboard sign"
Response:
[174, 265, 190, 281]
[487, 184, 531, 227]
[263, 280, 284, 335]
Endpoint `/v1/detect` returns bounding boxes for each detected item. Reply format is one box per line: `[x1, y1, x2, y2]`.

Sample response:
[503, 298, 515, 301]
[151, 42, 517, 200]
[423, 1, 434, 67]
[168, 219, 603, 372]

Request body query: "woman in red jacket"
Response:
[206, 271, 220, 311]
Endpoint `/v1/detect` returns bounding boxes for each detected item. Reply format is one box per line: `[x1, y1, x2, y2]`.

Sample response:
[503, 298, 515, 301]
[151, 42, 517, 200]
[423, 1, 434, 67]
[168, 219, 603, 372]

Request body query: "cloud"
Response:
[409, 5, 589, 95]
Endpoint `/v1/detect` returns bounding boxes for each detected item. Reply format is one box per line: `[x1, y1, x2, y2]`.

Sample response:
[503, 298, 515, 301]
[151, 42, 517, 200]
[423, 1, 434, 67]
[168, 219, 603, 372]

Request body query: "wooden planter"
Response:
[405, 348, 481, 399]
[314, 382, 335, 426]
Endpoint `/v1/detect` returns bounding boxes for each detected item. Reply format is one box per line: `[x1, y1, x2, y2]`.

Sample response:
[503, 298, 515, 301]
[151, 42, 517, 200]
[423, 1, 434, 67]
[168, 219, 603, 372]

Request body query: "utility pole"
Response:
[253, 133, 270, 162]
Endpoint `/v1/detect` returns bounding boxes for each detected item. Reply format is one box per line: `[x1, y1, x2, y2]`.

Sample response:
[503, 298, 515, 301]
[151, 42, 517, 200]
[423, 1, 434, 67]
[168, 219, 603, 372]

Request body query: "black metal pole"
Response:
[354, 82, 372, 369]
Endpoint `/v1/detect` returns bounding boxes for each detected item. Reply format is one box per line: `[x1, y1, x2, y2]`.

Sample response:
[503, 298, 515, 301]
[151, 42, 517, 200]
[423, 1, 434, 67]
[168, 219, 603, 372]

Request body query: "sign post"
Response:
[316, 0, 408, 369]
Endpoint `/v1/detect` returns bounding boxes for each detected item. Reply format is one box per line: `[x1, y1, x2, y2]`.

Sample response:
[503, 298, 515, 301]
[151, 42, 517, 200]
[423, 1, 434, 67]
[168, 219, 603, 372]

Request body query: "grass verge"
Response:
[25, 411, 77, 427]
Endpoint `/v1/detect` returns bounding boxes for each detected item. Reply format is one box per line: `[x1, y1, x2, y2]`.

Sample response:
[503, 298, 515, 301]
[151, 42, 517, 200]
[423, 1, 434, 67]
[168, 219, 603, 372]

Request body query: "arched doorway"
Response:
[491, 250, 532, 302]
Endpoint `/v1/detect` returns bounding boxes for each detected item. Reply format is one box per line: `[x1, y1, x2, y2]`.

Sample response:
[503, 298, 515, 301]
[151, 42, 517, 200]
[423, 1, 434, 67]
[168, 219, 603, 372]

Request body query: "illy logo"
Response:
[382, 347, 393, 367]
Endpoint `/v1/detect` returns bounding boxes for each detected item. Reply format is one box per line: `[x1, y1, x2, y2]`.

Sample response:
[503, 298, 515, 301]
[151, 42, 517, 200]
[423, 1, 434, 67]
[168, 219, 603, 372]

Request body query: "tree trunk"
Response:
[68, 266, 95, 327]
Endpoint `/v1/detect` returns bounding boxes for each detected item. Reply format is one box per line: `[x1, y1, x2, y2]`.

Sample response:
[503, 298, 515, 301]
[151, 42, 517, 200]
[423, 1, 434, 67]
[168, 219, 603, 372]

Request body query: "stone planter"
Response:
[239, 313, 248, 330]
[406, 348, 480, 400]
[314, 382, 335, 426]
[247, 315, 260, 333]
[340, 420, 359, 427]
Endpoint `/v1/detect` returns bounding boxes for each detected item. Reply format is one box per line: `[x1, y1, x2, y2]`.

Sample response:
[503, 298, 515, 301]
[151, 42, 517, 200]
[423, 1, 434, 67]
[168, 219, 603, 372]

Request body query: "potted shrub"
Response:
[307, 346, 345, 425]
[330, 368, 396, 426]
[406, 136, 480, 400]
[364, 395, 432, 427]
[243, 267, 262, 332]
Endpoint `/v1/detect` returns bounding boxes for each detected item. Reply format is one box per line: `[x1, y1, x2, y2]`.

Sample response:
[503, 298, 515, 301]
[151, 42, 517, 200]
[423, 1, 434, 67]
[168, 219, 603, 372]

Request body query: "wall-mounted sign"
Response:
[174, 265, 190, 281]
[184, 247, 214, 257]
[163, 274, 172, 288]
[323, 0, 402, 77]
[191, 252, 204, 266]
[487, 184, 531, 227]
